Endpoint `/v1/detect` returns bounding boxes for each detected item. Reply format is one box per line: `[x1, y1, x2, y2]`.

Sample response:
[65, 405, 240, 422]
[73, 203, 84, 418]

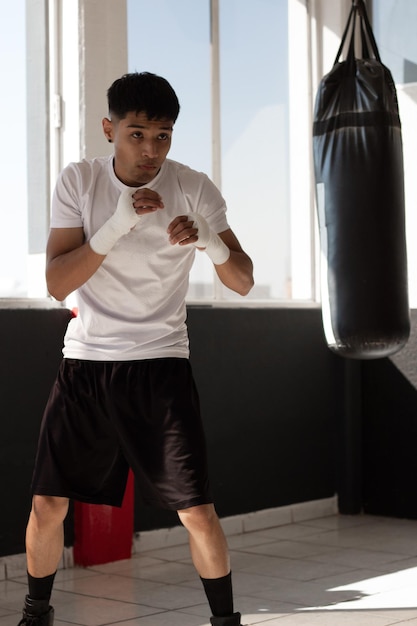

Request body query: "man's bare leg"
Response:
[26, 495, 69, 577]
[177, 503, 229, 577]
[19, 495, 69, 624]
[178, 504, 241, 625]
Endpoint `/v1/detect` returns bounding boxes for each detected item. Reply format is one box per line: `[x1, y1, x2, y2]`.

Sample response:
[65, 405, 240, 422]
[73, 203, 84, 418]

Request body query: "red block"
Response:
[73, 470, 135, 566]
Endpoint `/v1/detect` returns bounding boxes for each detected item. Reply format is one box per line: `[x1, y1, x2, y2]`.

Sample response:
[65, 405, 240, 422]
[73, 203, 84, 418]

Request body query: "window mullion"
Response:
[210, 0, 223, 300]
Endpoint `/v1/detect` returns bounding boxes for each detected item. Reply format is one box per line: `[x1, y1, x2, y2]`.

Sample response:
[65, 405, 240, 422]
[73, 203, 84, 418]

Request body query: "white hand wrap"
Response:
[188, 212, 230, 265]
[90, 188, 142, 255]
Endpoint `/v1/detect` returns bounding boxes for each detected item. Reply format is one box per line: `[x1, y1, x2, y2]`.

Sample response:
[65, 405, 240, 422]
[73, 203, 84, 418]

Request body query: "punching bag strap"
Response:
[334, 0, 382, 66]
[358, 0, 382, 62]
[334, 4, 355, 64]
[360, 19, 371, 59]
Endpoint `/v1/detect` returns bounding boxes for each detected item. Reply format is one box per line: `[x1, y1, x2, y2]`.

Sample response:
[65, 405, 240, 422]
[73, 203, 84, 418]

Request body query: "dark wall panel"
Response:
[0, 306, 72, 556]
[362, 310, 417, 518]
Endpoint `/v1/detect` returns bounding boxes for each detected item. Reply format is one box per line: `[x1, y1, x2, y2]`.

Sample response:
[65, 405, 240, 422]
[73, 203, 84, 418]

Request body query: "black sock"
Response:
[27, 571, 56, 603]
[200, 571, 234, 617]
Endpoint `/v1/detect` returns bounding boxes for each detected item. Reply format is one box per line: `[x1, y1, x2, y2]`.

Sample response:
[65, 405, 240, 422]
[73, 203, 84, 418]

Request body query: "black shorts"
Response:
[31, 358, 213, 509]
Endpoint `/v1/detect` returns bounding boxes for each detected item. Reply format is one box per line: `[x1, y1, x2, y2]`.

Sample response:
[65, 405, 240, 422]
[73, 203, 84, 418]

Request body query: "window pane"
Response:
[0, 2, 28, 296]
[373, 1, 417, 84]
[0, 1, 49, 299]
[373, 0, 417, 307]
[127, 0, 214, 299]
[219, 0, 290, 300]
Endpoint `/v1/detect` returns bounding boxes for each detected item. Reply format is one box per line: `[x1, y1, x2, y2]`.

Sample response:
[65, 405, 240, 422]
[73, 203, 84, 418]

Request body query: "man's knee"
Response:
[177, 503, 218, 533]
[30, 495, 69, 527]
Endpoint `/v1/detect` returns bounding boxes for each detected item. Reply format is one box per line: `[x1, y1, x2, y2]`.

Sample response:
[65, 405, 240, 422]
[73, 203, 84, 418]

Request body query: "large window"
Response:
[5, 0, 416, 308]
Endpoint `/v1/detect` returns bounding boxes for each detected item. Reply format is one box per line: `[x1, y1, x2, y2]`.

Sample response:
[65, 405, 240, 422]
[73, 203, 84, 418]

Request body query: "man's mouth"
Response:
[140, 164, 158, 170]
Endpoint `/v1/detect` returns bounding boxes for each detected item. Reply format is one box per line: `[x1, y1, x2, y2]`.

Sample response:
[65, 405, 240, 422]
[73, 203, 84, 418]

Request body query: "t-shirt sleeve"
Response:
[198, 175, 230, 234]
[50, 164, 84, 228]
[177, 166, 230, 234]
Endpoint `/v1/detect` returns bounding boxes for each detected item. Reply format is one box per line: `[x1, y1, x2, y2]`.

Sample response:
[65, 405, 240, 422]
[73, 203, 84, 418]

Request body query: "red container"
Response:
[73, 470, 135, 566]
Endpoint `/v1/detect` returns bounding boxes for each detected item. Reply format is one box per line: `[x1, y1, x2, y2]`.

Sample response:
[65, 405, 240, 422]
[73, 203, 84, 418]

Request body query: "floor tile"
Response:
[268, 610, 403, 625]
[305, 546, 409, 569]
[238, 553, 356, 581]
[135, 545, 192, 563]
[241, 540, 338, 560]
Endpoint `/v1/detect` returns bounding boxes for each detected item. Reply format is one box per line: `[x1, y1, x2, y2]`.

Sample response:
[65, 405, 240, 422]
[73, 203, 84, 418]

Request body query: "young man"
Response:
[18, 72, 253, 626]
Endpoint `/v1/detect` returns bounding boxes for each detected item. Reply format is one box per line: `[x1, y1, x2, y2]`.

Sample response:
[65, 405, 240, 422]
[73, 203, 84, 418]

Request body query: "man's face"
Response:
[103, 111, 174, 186]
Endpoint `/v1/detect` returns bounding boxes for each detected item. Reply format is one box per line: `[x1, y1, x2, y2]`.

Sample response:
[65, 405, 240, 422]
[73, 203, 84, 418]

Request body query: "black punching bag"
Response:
[313, 0, 409, 359]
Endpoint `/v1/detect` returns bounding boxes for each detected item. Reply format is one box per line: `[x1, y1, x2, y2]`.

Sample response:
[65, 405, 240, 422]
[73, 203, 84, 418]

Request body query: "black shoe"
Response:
[17, 596, 54, 626]
[210, 612, 242, 626]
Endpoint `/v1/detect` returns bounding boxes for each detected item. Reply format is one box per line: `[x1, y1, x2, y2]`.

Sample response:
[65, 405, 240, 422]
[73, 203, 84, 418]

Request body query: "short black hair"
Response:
[107, 72, 180, 122]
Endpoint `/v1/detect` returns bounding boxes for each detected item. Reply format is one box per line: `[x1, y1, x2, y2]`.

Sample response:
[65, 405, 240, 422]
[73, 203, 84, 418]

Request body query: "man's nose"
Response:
[142, 140, 158, 159]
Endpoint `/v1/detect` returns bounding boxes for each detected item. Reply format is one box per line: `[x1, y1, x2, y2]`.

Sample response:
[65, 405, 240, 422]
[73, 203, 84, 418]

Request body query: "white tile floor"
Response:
[2, 508, 417, 626]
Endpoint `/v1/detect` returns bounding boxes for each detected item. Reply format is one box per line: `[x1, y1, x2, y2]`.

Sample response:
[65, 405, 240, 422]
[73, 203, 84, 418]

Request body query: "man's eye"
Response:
[159, 134, 170, 141]
[132, 132, 143, 139]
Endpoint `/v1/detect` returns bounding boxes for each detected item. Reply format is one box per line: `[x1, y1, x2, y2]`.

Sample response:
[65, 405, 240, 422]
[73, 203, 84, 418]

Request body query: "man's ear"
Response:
[102, 117, 113, 143]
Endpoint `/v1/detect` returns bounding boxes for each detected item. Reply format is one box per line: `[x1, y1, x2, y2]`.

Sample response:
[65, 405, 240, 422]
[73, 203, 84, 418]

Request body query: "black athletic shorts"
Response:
[31, 358, 213, 509]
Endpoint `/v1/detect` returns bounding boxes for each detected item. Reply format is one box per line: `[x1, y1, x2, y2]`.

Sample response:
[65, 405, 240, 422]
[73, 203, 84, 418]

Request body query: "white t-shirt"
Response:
[51, 155, 229, 361]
